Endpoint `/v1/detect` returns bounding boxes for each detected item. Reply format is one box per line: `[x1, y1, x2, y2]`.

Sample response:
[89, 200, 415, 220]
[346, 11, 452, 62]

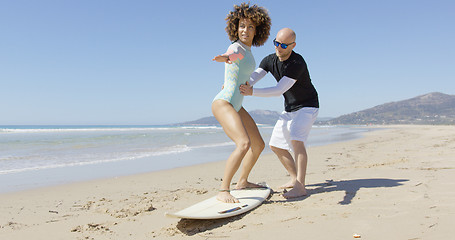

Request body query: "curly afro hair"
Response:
[225, 2, 271, 47]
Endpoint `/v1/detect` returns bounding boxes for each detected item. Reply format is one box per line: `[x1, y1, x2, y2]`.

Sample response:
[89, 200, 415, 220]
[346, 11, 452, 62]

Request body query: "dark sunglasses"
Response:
[273, 38, 294, 49]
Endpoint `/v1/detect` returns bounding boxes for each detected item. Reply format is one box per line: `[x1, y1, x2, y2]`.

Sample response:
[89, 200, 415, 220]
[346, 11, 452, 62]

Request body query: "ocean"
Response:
[0, 125, 372, 193]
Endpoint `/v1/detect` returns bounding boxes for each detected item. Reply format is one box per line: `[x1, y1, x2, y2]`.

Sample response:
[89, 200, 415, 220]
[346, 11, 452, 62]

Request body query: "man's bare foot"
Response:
[283, 183, 307, 199]
[234, 181, 266, 190]
[217, 191, 239, 203]
[279, 179, 296, 189]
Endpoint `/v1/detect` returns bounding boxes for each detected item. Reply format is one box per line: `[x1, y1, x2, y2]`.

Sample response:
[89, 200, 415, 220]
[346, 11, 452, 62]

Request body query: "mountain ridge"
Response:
[176, 92, 455, 125]
[323, 92, 455, 125]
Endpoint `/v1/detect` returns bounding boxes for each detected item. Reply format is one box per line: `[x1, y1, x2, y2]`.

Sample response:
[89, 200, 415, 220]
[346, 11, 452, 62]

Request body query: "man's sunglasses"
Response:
[273, 38, 294, 49]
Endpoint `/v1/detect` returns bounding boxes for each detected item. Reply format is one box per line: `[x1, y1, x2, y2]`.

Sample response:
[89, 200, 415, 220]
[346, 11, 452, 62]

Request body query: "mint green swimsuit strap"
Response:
[213, 41, 255, 112]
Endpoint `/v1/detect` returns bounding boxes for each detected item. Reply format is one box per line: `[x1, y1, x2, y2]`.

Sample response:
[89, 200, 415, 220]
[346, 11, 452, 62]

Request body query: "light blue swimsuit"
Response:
[213, 41, 255, 112]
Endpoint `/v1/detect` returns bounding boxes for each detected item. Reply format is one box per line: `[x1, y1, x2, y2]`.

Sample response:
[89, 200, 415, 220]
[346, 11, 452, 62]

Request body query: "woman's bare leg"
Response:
[212, 100, 250, 203]
[235, 107, 265, 189]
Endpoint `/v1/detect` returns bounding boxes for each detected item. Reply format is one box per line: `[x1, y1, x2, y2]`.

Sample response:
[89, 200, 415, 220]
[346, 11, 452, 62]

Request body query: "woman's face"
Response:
[238, 18, 256, 46]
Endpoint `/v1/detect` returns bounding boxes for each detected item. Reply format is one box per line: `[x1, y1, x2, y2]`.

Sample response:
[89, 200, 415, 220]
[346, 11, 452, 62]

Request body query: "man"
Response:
[240, 28, 319, 199]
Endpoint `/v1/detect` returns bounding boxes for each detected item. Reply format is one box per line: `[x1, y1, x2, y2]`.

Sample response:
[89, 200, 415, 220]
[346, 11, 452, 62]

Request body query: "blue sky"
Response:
[1, 0, 454, 125]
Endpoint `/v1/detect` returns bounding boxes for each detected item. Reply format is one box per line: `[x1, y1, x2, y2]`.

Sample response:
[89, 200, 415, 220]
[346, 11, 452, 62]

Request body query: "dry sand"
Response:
[1, 125, 454, 239]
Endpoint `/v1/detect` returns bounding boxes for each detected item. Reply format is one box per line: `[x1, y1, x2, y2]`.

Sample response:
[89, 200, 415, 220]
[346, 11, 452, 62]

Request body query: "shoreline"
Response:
[0, 125, 372, 194]
[1, 125, 454, 239]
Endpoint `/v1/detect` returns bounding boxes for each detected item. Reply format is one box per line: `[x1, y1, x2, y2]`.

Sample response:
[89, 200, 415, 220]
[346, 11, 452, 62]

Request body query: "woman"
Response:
[212, 3, 271, 203]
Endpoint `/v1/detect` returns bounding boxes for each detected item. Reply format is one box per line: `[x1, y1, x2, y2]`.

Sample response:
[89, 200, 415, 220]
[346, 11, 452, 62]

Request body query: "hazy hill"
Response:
[176, 110, 281, 126]
[176, 92, 455, 126]
[323, 92, 455, 125]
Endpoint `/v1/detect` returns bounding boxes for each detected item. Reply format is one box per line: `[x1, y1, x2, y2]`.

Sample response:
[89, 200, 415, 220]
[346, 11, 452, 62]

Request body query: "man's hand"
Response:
[240, 81, 253, 96]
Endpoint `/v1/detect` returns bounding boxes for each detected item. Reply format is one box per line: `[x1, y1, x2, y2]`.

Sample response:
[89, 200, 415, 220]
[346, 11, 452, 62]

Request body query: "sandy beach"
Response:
[1, 125, 454, 239]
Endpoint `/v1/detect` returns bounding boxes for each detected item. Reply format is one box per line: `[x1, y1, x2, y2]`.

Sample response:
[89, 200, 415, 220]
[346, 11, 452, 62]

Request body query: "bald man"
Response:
[240, 28, 319, 199]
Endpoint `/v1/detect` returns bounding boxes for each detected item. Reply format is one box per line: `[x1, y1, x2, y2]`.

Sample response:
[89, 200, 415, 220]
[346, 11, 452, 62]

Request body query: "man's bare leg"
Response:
[283, 140, 308, 198]
[270, 145, 297, 189]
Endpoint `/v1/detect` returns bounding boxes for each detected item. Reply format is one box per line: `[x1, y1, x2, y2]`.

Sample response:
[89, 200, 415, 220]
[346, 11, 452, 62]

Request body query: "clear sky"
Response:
[1, 0, 454, 125]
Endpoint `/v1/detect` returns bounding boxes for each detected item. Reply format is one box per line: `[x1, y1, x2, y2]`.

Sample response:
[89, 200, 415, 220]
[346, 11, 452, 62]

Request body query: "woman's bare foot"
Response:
[279, 179, 296, 189]
[217, 191, 239, 203]
[283, 182, 307, 199]
[234, 181, 266, 190]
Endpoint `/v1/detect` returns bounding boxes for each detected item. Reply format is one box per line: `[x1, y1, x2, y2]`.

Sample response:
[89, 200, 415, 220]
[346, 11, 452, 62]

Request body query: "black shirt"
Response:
[259, 51, 319, 112]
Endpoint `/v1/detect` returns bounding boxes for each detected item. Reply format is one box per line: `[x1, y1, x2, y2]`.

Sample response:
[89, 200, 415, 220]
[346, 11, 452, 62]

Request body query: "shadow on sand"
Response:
[176, 214, 243, 236]
[285, 178, 409, 205]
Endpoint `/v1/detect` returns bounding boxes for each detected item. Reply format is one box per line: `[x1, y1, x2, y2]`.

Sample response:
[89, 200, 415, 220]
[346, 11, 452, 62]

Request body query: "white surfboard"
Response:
[165, 184, 271, 219]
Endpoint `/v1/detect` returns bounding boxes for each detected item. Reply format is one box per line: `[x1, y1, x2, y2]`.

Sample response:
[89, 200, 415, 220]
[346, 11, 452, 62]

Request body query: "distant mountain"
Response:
[247, 109, 281, 125]
[175, 110, 281, 126]
[322, 92, 455, 125]
[176, 92, 455, 126]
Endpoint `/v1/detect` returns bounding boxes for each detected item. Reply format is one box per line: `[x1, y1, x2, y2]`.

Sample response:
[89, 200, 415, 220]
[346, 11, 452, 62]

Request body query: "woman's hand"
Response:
[212, 55, 232, 64]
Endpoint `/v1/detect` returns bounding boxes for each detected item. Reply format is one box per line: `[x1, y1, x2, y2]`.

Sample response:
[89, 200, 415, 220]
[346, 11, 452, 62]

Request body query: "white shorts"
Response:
[269, 107, 319, 151]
